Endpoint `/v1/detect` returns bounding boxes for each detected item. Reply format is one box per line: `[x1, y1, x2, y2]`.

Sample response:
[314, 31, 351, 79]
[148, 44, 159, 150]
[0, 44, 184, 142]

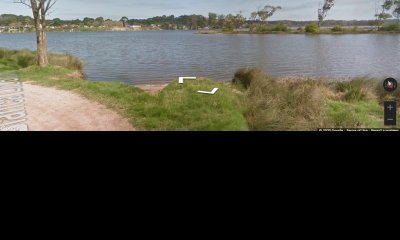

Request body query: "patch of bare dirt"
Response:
[135, 83, 168, 94]
[23, 83, 134, 131]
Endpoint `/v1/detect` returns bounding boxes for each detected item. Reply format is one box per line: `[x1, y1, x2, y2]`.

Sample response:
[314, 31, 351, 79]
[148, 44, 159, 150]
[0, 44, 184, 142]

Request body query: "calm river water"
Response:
[0, 31, 399, 84]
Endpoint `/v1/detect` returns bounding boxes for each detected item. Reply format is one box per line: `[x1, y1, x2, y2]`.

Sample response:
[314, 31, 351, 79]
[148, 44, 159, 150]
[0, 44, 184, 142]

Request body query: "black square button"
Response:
[384, 101, 397, 126]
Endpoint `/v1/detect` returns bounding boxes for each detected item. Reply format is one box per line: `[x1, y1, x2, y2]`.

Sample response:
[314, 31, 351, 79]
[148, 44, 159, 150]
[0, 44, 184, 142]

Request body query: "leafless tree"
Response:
[14, 0, 57, 67]
[318, 0, 335, 26]
[251, 5, 282, 23]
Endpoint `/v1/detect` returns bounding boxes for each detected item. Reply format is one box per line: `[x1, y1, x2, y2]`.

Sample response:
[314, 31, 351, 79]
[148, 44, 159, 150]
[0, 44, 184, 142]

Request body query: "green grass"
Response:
[381, 23, 400, 32]
[15, 65, 249, 131]
[331, 25, 344, 32]
[233, 68, 400, 130]
[324, 100, 387, 129]
[251, 24, 289, 33]
[0, 48, 248, 130]
[2, 48, 399, 131]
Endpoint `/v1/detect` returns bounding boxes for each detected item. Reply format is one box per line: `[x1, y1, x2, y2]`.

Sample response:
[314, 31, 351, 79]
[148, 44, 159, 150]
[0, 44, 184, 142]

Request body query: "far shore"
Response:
[196, 26, 400, 35]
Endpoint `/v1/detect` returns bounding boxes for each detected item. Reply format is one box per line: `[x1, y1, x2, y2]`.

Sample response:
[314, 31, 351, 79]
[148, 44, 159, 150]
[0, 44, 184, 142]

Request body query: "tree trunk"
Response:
[32, 0, 49, 67]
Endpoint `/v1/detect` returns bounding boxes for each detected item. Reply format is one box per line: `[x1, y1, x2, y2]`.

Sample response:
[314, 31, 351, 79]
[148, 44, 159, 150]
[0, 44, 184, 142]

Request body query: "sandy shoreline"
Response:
[135, 83, 168, 94]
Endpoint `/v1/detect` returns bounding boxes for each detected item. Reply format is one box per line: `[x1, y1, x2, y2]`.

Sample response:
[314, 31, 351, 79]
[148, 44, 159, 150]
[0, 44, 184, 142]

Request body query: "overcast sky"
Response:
[0, 0, 381, 20]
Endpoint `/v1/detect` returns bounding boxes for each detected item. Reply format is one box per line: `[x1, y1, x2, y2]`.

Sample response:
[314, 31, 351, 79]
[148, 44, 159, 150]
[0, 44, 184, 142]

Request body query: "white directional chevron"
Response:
[197, 88, 219, 95]
[179, 77, 196, 84]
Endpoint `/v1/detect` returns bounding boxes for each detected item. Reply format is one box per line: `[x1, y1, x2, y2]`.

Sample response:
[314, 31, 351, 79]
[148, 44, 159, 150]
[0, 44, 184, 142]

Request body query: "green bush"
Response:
[0, 48, 18, 59]
[13, 50, 36, 68]
[252, 24, 288, 33]
[381, 23, 400, 32]
[222, 26, 234, 32]
[253, 25, 269, 33]
[331, 25, 344, 32]
[272, 24, 288, 32]
[49, 53, 84, 71]
[305, 23, 320, 33]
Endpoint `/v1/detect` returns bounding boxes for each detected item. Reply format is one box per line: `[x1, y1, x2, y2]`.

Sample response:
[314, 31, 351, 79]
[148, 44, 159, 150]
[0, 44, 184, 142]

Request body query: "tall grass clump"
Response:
[49, 53, 84, 72]
[335, 78, 375, 102]
[0, 48, 36, 68]
[252, 24, 289, 33]
[234, 68, 330, 130]
[0, 48, 83, 72]
[0, 48, 18, 59]
[13, 50, 36, 68]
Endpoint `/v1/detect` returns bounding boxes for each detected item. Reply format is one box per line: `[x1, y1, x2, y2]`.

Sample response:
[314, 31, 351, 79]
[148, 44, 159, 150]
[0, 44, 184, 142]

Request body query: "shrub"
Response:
[49, 53, 84, 71]
[13, 50, 36, 68]
[253, 25, 269, 33]
[272, 24, 288, 32]
[305, 23, 320, 33]
[331, 25, 344, 32]
[252, 24, 288, 33]
[222, 26, 234, 33]
[0, 48, 18, 59]
[381, 23, 400, 32]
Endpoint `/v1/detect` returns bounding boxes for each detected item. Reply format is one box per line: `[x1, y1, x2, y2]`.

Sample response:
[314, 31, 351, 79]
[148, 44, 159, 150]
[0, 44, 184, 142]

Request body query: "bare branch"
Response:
[13, 0, 32, 9]
[44, 0, 57, 14]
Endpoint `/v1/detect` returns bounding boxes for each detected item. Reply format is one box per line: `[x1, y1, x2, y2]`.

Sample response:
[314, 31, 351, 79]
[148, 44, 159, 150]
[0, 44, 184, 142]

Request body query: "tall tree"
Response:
[251, 5, 282, 23]
[83, 17, 95, 26]
[375, 0, 394, 29]
[393, 0, 400, 22]
[15, 0, 56, 67]
[120, 16, 129, 27]
[318, 0, 335, 26]
[95, 17, 104, 27]
[226, 12, 246, 29]
[208, 13, 218, 28]
[190, 15, 198, 29]
[217, 15, 225, 28]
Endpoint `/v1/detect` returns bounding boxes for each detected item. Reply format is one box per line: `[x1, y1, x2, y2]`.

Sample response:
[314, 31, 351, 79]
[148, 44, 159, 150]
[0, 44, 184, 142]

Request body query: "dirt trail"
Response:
[23, 83, 134, 131]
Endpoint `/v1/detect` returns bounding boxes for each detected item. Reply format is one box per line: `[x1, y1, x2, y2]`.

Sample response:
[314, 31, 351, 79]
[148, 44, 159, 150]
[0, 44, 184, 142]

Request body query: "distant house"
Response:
[128, 25, 142, 30]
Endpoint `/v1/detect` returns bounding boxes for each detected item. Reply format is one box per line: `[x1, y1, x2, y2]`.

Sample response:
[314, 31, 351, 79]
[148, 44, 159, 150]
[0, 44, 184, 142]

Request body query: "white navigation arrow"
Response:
[179, 77, 196, 84]
[197, 88, 219, 95]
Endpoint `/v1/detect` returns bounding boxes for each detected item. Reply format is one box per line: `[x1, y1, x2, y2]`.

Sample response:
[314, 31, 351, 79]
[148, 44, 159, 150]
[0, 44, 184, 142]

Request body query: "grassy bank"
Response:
[0, 48, 248, 131]
[1, 48, 398, 130]
[233, 69, 399, 130]
[198, 23, 400, 35]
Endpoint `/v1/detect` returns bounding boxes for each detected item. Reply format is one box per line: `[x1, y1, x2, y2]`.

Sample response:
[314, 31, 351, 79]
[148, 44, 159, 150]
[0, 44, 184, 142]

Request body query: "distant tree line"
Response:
[3, 0, 400, 31]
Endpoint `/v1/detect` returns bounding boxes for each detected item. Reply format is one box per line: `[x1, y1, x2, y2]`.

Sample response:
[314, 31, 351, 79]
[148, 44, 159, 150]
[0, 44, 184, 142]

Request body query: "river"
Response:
[0, 31, 399, 84]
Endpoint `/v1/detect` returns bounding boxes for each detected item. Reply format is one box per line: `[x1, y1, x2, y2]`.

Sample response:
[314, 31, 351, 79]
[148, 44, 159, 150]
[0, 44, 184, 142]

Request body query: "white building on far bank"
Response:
[128, 25, 142, 30]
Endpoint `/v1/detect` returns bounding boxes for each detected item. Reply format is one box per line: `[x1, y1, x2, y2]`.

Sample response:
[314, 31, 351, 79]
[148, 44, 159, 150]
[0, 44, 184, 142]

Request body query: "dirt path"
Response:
[23, 83, 134, 131]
